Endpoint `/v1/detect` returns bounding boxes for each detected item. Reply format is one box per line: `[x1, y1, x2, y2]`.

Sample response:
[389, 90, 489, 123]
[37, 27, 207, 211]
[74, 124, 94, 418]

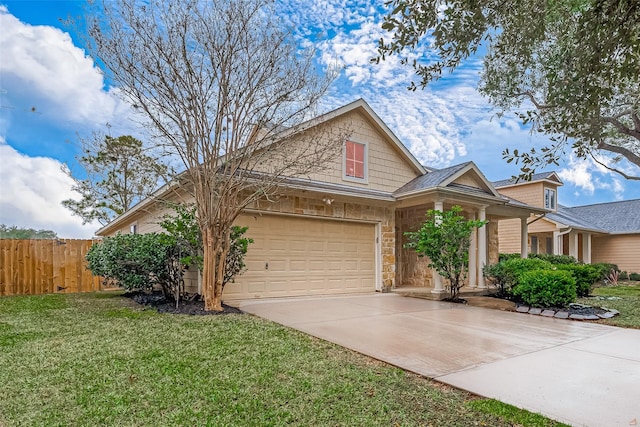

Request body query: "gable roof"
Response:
[284, 99, 426, 175]
[564, 199, 640, 234]
[493, 171, 563, 188]
[393, 161, 501, 198]
[96, 99, 424, 236]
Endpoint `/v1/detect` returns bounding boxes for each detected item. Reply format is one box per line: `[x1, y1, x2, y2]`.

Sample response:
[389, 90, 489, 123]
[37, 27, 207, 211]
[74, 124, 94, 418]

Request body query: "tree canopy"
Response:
[0, 224, 58, 239]
[405, 206, 485, 300]
[376, 0, 640, 180]
[63, 134, 172, 225]
[85, 0, 345, 310]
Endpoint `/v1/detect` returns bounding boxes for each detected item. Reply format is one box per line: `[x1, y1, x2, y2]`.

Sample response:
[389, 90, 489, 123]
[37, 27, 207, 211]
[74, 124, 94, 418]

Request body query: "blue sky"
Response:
[1, 1, 638, 238]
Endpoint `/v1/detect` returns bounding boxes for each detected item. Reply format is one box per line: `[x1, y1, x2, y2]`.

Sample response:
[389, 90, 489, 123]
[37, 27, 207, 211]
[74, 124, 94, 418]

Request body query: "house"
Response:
[494, 172, 640, 273]
[96, 99, 544, 300]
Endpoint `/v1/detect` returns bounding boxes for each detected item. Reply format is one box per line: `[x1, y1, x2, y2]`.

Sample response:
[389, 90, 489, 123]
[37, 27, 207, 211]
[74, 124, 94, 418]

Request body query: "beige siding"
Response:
[305, 110, 420, 192]
[498, 217, 558, 255]
[497, 218, 522, 254]
[498, 182, 545, 207]
[592, 234, 640, 273]
[452, 171, 489, 191]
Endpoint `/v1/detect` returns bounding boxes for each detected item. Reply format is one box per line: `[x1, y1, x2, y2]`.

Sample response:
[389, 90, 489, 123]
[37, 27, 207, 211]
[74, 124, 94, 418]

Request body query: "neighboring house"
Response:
[494, 172, 640, 273]
[97, 99, 544, 300]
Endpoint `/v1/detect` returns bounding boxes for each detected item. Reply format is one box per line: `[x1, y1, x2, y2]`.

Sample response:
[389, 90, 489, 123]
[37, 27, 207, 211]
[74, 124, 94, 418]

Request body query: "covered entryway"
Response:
[223, 213, 376, 300]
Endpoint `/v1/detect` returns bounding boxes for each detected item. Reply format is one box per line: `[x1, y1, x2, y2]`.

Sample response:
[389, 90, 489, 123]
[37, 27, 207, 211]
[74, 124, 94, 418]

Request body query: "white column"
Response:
[468, 212, 477, 288]
[553, 231, 561, 255]
[476, 206, 487, 289]
[432, 200, 445, 294]
[520, 217, 528, 259]
[568, 231, 579, 259]
[582, 232, 592, 264]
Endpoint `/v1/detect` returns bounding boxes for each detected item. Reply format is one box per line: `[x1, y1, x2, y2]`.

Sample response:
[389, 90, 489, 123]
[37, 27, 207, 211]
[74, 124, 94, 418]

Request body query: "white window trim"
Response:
[342, 138, 369, 184]
[544, 187, 556, 210]
[130, 223, 138, 234]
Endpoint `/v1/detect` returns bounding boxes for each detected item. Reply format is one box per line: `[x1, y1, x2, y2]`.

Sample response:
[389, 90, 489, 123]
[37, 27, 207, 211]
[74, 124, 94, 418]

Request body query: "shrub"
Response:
[528, 253, 578, 265]
[86, 233, 179, 294]
[501, 257, 554, 285]
[484, 257, 554, 296]
[591, 263, 620, 281]
[512, 270, 577, 307]
[556, 264, 600, 297]
[499, 253, 521, 262]
[630, 272, 640, 281]
[618, 271, 629, 280]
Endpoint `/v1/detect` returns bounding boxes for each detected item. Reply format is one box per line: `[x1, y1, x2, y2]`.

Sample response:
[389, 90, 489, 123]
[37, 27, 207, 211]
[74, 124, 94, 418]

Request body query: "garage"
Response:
[223, 213, 377, 300]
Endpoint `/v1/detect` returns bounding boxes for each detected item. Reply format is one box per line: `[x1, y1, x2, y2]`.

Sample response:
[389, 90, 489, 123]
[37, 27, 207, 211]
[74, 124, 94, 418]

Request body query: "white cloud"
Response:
[558, 157, 595, 193]
[0, 139, 99, 238]
[0, 6, 129, 128]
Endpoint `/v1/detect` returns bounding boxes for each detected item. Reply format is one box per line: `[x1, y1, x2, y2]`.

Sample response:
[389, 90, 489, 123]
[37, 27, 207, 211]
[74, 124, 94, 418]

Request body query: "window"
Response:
[344, 140, 366, 180]
[130, 224, 138, 234]
[530, 236, 538, 254]
[544, 188, 556, 210]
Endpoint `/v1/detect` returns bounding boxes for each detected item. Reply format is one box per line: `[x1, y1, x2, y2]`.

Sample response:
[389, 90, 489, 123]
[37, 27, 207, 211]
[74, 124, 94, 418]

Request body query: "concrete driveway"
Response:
[238, 293, 640, 427]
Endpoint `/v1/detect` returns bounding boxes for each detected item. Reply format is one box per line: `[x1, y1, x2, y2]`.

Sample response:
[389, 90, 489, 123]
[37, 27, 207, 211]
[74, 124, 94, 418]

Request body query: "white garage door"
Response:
[223, 213, 376, 300]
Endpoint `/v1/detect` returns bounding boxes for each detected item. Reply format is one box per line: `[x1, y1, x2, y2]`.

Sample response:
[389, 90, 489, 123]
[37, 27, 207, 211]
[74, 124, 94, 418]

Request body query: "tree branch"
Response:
[589, 152, 640, 181]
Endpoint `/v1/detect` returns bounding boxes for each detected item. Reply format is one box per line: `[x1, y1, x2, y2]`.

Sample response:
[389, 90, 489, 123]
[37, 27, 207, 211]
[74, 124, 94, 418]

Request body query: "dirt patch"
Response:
[125, 292, 243, 315]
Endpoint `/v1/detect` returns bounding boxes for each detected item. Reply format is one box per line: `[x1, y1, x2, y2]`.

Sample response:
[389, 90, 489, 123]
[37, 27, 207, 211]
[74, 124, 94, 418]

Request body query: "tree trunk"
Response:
[202, 224, 228, 312]
[202, 227, 223, 311]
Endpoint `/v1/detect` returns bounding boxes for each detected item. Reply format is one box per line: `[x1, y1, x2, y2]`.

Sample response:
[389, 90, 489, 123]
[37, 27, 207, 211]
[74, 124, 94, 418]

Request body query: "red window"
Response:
[345, 141, 365, 179]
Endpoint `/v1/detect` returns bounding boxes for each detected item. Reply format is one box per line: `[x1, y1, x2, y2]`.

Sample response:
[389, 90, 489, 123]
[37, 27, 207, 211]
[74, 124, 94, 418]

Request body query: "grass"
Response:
[579, 281, 640, 329]
[0, 292, 567, 427]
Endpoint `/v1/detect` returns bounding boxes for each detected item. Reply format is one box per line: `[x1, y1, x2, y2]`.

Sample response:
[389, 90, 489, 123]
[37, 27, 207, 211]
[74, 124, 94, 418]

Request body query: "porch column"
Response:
[468, 212, 477, 288]
[520, 217, 528, 259]
[476, 206, 487, 289]
[553, 231, 561, 255]
[582, 232, 592, 264]
[432, 200, 445, 294]
[568, 231, 579, 259]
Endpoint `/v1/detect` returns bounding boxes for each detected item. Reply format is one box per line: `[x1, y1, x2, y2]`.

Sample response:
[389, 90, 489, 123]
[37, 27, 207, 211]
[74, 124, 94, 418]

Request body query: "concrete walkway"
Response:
[238, 293, 640, 427]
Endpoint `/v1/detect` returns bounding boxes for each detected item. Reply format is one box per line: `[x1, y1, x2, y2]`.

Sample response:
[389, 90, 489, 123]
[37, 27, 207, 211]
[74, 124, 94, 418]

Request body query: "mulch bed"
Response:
[125, 291, 243, 315]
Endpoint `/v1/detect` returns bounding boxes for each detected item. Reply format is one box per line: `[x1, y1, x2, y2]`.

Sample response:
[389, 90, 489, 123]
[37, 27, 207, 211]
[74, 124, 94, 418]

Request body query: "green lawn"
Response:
[0, 292, 566, 426]
[579, 282, 640, 329]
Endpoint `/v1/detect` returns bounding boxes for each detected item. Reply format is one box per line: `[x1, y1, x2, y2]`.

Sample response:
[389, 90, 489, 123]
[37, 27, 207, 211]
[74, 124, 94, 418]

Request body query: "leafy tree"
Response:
[405, 205, 485, 299]
[159, 204, 254, 293]
[376, 0, 640, 180]
[85, 0, 345, 310]
[0, 224, 58, 239]
[62, 134, 172, 225]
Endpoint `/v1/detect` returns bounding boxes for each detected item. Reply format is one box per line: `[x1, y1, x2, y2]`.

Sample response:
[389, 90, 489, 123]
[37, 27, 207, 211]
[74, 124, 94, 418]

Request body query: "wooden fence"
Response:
[0, 239, 103, 296]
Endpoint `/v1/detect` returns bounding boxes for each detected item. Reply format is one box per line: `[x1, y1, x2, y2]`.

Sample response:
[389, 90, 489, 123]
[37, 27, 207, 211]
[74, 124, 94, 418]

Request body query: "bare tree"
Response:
[85, 0, 346, 310]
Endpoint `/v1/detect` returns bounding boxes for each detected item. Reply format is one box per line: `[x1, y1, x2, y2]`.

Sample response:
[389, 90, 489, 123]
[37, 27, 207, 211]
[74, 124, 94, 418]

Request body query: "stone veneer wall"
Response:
[487, 218, 500, 266]
[395, 206, 434, 288]
[248, 194, 396, 288]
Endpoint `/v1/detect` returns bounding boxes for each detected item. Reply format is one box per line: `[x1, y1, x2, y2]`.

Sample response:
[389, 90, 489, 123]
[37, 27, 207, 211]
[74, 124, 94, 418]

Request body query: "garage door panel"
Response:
[226, 214, 376, 300]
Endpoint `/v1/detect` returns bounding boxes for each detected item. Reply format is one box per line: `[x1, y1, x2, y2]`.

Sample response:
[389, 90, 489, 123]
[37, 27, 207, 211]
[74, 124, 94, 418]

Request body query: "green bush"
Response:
[619, 271, 629, 280]
[528, 253, 578, 265]
[501, 257, 554, 284]
[499, 253, 521, 262]
[87, 233, 179, 293]
[512, 270, 577, 307]
[630, 272, 640, 281]
[484, 257, 554, 296]
[591, 263, 620, 281]
[556, 264, 600, 297]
